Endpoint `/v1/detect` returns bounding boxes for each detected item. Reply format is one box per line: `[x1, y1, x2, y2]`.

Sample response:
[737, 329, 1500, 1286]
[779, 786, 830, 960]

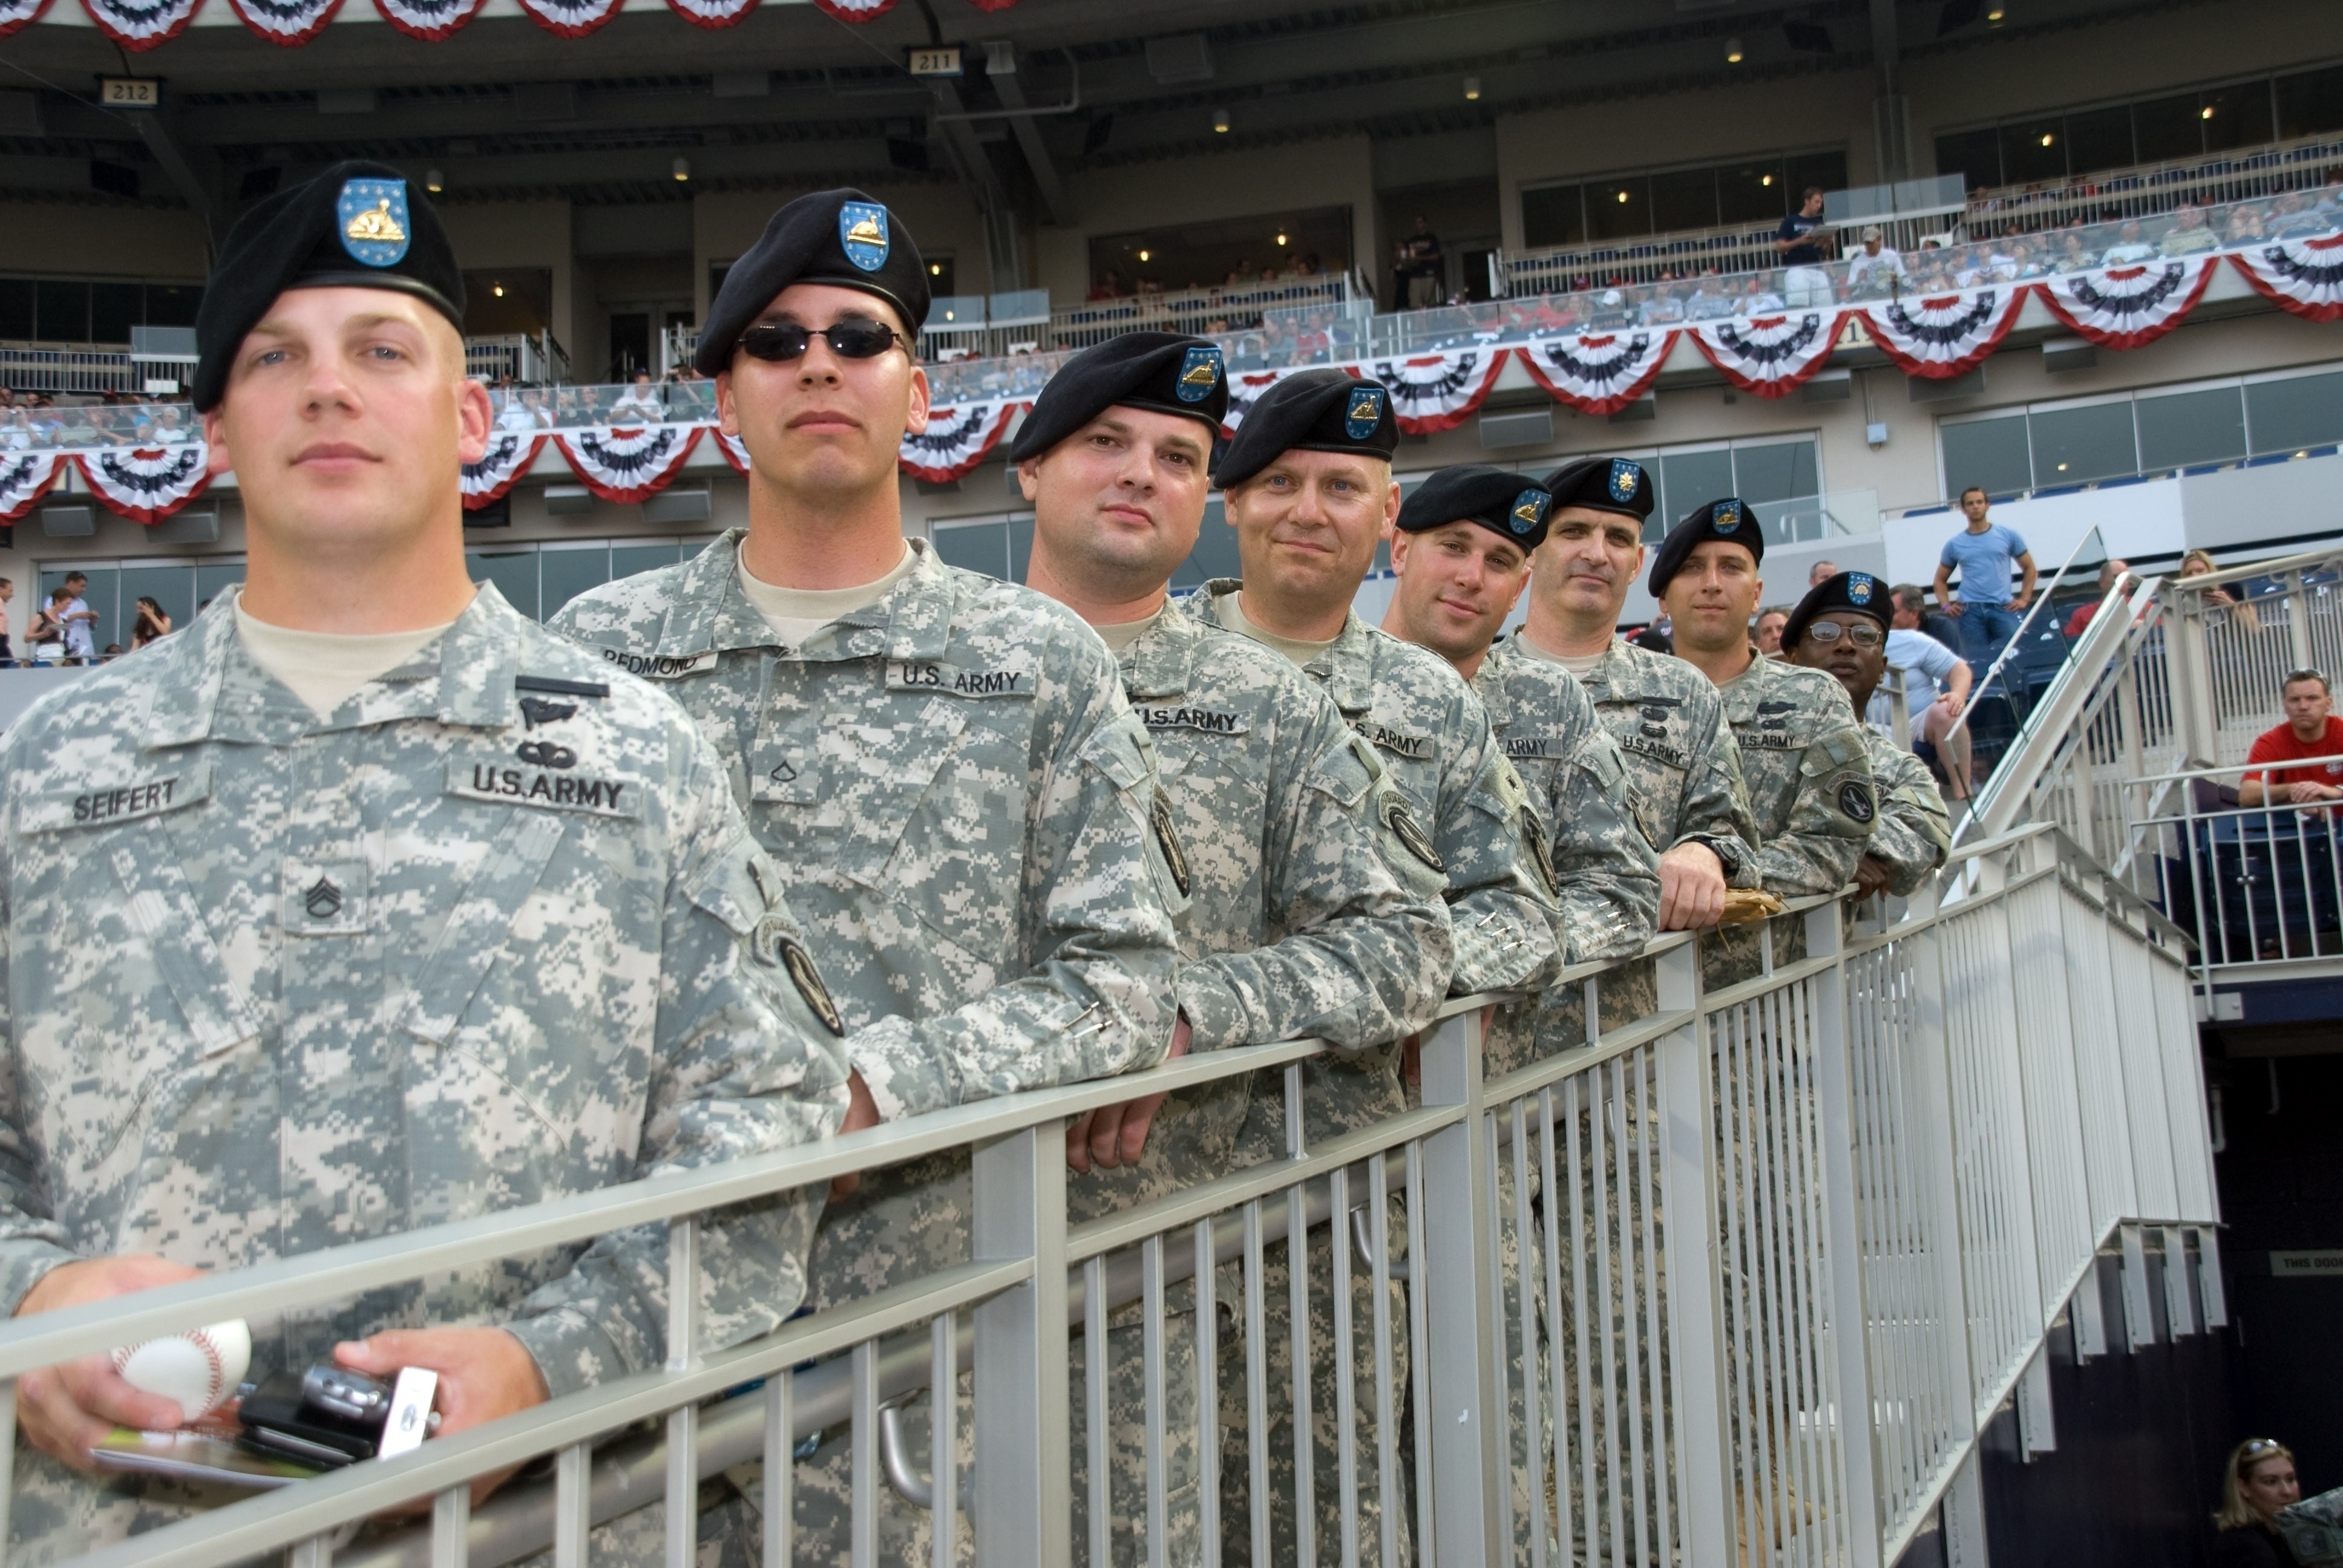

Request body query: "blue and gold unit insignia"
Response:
[1847, 573, 1875, 604]
[1177, 345, 1224, 402]
[1510, 488, 1552, 535]
[839, 202, 890, 272]
[1712, 498, 1742, 532]
[1345, 385, 1387, 439]
[337, 178, 411, 268]
[1608, 457, 1642, 504]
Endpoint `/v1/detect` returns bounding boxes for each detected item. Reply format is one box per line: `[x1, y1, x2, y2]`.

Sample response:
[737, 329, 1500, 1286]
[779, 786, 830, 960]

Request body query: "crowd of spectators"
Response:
[0, 571, 161, 670]
[1, 387, 199, 451]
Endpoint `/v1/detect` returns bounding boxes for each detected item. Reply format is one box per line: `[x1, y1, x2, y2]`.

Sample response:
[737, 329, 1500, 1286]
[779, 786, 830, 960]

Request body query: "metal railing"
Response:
[0, 823, 2218, 1568]
[2122, 760, 2343, 980]
[465, 333, 571, 388]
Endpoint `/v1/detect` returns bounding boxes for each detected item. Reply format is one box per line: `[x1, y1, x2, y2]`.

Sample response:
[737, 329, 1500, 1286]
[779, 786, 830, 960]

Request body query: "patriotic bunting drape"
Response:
[900, 402, 1024, 485]
[810, 0, 894, 16]
[29, 0, 1003, 34]
[372, 0, 482, 41]
[1350, 349, 1510, 434]
[2037, 256, 2216, 351]
[516, 0, 619, 36]
[2230, 233, 2343, 324]
[1222, 367, 1311, 434]
[554, 425, 704, 504]
[0, 452, 62, 523]
[1856, 286, 2030, 379]
[80, 0, 201, 48]
[715, 430, 753, 473]
[461, 432, 545, 510]
[223, 0, 339, 44]
[1687, 310, 1847, 397]
[0, 0, 56, 39]
[74, 446, 211, 523]
[1516, 328, 1678, 416]
[663, 0, 752, 25]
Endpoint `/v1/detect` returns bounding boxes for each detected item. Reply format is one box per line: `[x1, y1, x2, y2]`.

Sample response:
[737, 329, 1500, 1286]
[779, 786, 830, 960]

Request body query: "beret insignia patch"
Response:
[1345, 386, 1386, 440]
[1838, 780, 1876, 825]
[772, 932, 846, 1037]
[1383, 794, 1444, 873]
[338, 179, 411, 268]
[1608, 458, 1641, 503]
[1511, 488, 1552, 535]
[1177, 345, 1223, 403]
[1712, 499, 1742, 534]
[1847, 573, 1875, 604]
[839, 201, 890, 273]
[1150, 789, 1191, 897]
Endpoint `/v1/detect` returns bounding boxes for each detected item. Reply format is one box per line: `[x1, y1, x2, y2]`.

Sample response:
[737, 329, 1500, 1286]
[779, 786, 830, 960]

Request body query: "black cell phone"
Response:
[235, 1371, 380, 1469]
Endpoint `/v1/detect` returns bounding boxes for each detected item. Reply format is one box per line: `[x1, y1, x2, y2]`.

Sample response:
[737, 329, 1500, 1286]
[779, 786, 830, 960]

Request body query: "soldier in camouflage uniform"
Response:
[1012, 333, 1454, 1565]
[551, 193, 1186, 1566]
[0, 163, 850, 1567]
[1784, 572, 1951, 900]
[1194, 374, 1564, 1565]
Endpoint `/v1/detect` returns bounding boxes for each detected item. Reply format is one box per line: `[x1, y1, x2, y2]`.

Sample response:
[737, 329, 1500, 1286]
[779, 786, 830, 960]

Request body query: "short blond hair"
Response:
[2216, 1438, 2293, 1530]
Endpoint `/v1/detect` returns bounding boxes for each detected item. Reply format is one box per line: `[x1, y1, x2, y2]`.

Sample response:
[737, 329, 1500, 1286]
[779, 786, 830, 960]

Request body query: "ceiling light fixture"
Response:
[929, 263, 943, 276]
[1726, 37, 1744, 62]
[1761, 173, 1774, 186]
[493, 283, 504, 297]
[1986, 6, 2003, 18]
[2040, 132, 2054, 146]
[1463, 76, 1481, 101]
[1617, 189, 1630, 203]
[1276, 230, 1288, 246]
[1138, 249, 1151, 261]
[672, 156, 690, 181]
[1213, 109, 1230, 134]
[425, 168, 444, 192]
[2201, 105, 2215, 119]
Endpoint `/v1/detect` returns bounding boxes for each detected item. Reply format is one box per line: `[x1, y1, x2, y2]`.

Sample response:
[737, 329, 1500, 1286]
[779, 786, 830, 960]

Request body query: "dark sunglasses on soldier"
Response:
[738, 319, 905, 362]
[1804, 621, 1886, 647]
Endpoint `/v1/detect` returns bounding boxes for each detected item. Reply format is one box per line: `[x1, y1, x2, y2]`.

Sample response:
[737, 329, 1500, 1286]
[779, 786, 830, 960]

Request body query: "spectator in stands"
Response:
[2101, 218, 2155, 264]
[2053, 230, 2099, 273]
[151, 405, 191, 444]
[1888, 584, 1974, 798]
[2270, 190, 2329, 239]
[1809, 560, 1839, 588]
[2063, 559, 2132, 636]
[2160, 203, 2220, 256]
[57, 572, 97, 664]
[1686, 273, 1735, 320]
[2182, 547, 2262, 633]
[131, 596, 171, 649]
[1846, 226, 1908, 296]
[1088, 268, 1127, 301]
[607, 370, 665, 424]
[1742, 272, 1786, 314]
[1753, 607, 1789, 656]
[2224, 204, 2267, 247]
[2210, 1437, 2302, 1567]
[0, 578, 13, 665]
[1644, 281, 1686, 324]
[1776, 186, 1837, 307]
[2240, 671, 2343, 808]
[1401, 215, 1444, 310]
[1933, 487, 2036, 673]
[497, 388, 550, 432]
[28, 588, 71, 664]
[2, 409, 32, 450]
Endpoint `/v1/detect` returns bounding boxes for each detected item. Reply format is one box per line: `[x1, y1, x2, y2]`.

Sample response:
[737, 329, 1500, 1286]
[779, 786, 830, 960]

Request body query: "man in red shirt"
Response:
[2241, 668, 2343, 805]
[2063, 558, 2132, 638]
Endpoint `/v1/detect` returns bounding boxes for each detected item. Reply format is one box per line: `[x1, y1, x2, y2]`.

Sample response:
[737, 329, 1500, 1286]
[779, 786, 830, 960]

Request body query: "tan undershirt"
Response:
[1214, 588, 1338, 668]
[235, 598, 458, 719]
[1516, 627, 1607, 677]
[738, 541, 916, 648]
[1092, 606, 1163, 653]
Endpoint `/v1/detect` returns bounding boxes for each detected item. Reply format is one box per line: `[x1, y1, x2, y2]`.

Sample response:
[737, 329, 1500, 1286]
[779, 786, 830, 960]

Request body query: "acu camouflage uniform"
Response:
[1856, 728, 1950, 898]
[1068, 607, 1453, 1567]
[0, 588, 850, 1566]
[1185, 581, 1561, 1567]
[551, 534, 1185, 1567]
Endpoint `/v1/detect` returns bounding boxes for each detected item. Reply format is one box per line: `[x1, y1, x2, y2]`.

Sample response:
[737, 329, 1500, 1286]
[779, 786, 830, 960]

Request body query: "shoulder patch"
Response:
[1381, 792, 1444, 874]
[1838, 780, 1877, 825]
[769, 930, 847, 1037]
[1521, 809, 1561, 898]
[1149, 788, 1192, 897]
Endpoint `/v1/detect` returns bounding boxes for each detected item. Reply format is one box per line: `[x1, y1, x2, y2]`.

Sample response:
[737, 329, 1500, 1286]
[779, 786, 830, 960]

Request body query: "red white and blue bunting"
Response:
[714, 430, 753, 473]
[1686, 310, 1847, 397]
[223, 0, 338, 44]
[74, 445, 210, 523]
[1856, 286, 2031, 379]
[810, 0, 896, 16]
[1349, 349, 1510, 434]
[371, 0, 480, 39]
[516, 0, 618, 36]
[2036, 256, 2215, 351]
[2229, 234, 2343, 325]
[461, 432, 545, 511]
[663, 0, 752, 25]
[0, 0, 56, 39]
[900, 401, 1024, 485]
[554, 425, 704, 505]
[1222, 367, 1314, 435]
[1516, 328, 1679, 416]
[80, 0, 201, 48]
[0, 451, 62, 523]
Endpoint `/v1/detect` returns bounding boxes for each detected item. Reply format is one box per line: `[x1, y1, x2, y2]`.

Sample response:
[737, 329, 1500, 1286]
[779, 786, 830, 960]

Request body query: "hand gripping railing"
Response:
[0, 853, 2223, 1568]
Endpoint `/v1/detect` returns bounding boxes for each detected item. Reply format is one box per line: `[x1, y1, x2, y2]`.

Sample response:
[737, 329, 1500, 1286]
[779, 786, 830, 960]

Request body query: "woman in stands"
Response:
[130, 596, 171, 650]
[2182, 548, 2264, 636]
[2211, 1437, 2304, 1566]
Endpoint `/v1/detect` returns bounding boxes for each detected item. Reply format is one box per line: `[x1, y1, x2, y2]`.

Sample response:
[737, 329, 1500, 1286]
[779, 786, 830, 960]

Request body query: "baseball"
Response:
[111, 1319, 252, 1424]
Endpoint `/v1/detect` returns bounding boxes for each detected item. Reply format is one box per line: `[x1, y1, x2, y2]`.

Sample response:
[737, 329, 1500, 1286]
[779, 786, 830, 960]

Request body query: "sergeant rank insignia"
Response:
[338, 179, 411, 268]
[1177, 346, 1223, 403]
[1608, 458, 1642, 505]
[1510, 488, 1552, 535]
[839, 202, 890, 272]
[1345, 385, 1387, 439]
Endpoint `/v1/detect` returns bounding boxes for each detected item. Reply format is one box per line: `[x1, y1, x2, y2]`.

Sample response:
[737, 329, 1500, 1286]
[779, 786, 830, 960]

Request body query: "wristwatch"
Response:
[1678, 832, 1748, 883]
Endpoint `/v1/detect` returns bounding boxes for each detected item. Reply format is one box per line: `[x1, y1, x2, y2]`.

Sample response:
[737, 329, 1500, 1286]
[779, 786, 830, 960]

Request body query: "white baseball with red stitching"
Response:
[111, 1319, 253, 1424]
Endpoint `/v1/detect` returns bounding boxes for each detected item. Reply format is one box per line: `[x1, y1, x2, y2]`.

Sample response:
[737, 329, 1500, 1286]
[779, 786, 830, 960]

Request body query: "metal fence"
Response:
[0, 822, 2218, 1568]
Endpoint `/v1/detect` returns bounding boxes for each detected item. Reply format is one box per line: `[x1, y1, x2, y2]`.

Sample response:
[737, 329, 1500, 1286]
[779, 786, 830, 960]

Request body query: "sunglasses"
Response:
[2287, 668, 2328, 689]
[1804, 621, 1885, 647]
[738, 320, 906, 362]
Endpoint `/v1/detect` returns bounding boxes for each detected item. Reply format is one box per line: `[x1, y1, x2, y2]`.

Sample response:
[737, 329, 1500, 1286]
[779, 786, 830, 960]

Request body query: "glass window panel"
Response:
[2277, 64, 2343, 139]
[1999, 119, 2067, 185]
[1658, 449, 1735, 534]
[195, 562, 246, 612]
[145, 284, 202, 328]
[1172, 497, 1246, 590]
[89, 283, 140, 345]
[2027, 401, 2137, 487]
[2132, 94, 2204, 162]
[468, 549, 540, 620]
[1521, 185, 1585, 249]
[1940, 413, 2031, 500]
[2200, 84, 2272, 152]
[1933, 130, 2002, 192]
[0, 278, 31, 339]
[932, 520, 1010, 578]
[1731, 439, 1820, 505]
[611, 543, 681, 582]
[1650, 168, 1719, 232]
[1008, 517, 1035, 585]
[1587, 177, 1651, 241]
[2064, 106, 2135, 176]
[117, 565, 196, 639]
[2245, 371, 2343, 456]
[34, 280, 88, 341]
[2135, 387, 2246, 471]
[1718, 162, 1786, 224]
[541, 546, 612, 618]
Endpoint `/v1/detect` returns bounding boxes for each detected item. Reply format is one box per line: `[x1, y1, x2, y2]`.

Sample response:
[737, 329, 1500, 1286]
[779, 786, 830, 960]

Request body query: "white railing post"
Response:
[1653, 939, 1733, 1567]
[971, 1125, 1070, 1567]
[1415, 1001, 1503, 1562]
[2168, 589, 2220, 768]
[1808, 904, 1886, 1568]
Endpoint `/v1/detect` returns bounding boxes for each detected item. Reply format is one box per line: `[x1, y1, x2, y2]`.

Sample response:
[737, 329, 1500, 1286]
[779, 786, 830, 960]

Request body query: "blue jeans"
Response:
[1958, 601, 2022, 680]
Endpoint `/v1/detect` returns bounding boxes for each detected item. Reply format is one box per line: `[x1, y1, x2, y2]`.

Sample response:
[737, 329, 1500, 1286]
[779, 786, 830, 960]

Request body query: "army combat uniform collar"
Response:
[640, 528, 960, 667]
[1183, 578, 1386, 720]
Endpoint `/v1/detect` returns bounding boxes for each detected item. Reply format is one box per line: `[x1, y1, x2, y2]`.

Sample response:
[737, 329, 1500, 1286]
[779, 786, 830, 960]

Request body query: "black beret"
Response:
[1214, 369, 1399, 490]
[1542, 454, 1654, 521]
[1647, 495, 1766, 597]
[1782, 569, 1891, 653]
[695, 189, 929, 375]
[1395, 464, 1554, 550]
[1006, 332, 1226, 463]
[194, 160, 464, 413]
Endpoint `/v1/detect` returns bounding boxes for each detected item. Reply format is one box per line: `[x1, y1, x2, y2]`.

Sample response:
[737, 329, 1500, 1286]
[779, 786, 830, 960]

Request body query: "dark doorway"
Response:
[608, 313, 650, 380]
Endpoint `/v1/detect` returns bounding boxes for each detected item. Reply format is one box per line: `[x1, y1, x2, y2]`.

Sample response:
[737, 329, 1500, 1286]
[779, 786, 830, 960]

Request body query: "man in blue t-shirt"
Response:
[1932, 486, 2036, 678]
[1775, 186, 1837, 308]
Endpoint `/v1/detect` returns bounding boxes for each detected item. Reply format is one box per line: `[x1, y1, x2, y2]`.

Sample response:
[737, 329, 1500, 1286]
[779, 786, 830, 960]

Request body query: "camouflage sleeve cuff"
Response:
[503, 1305, 634, 1402]
[0, 1243, 84, 1319]
[844, 1016, 958, 1124]
[1172, 965, 1252, 1053]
